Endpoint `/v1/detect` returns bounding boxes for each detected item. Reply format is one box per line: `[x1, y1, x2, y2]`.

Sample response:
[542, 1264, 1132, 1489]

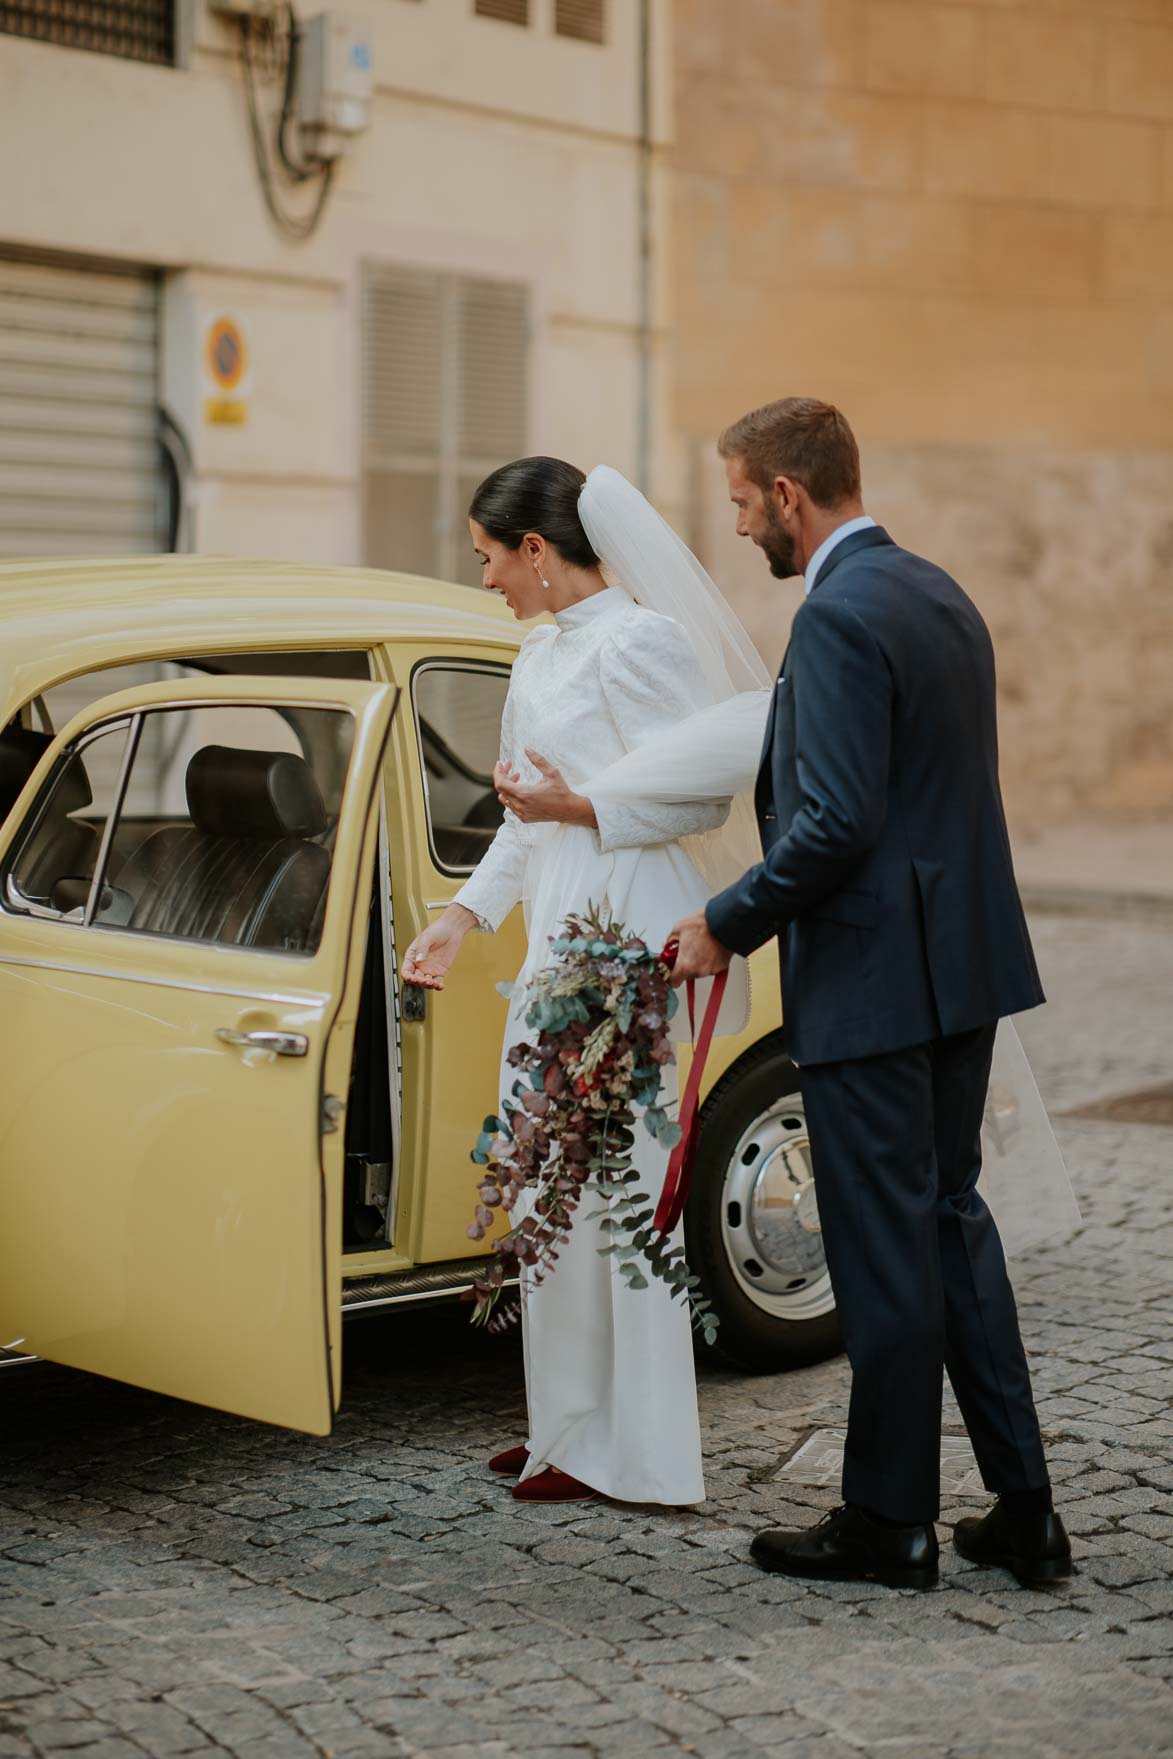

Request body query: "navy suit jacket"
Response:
[705, 527, 1044, 1066]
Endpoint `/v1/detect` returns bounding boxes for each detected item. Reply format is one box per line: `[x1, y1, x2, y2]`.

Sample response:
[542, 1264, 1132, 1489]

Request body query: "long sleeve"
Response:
[451, 667, 536, 934]
[706, 596, 892, 956]
[591, 615, 732, 854]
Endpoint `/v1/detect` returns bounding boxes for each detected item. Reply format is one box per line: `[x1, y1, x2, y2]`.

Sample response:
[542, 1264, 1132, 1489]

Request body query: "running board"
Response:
[342, 1258, 517, 1314]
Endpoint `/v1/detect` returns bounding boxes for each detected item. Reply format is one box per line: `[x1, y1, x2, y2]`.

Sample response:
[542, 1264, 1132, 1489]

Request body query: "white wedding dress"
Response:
[453, 585, 740, 1505]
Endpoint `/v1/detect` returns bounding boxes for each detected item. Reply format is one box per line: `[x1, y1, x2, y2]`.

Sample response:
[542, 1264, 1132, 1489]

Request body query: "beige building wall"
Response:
[672, 0, 1173, 830]
[0, 0, 675, 565]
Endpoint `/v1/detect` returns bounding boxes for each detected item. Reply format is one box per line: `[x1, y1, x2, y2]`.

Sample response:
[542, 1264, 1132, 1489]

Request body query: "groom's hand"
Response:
[495, 750, 596, 827]
[667, 909, 733, 984]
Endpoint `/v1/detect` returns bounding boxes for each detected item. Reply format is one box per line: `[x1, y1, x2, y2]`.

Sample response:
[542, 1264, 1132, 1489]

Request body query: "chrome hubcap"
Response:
[720, 1092, 836, 1322]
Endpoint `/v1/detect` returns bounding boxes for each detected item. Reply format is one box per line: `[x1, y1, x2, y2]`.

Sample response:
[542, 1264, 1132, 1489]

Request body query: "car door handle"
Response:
[215, 1028, 309, 1057]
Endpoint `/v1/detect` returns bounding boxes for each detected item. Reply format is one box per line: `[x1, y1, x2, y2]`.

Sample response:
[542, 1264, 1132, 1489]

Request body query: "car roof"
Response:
[0, 556, 525, 717]
[0, 555, 518, 638]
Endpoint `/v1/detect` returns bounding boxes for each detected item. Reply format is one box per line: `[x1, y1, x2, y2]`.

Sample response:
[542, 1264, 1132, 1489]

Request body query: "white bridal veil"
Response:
[577, 465, 773, 898]
[571, 465, 1080, 1260]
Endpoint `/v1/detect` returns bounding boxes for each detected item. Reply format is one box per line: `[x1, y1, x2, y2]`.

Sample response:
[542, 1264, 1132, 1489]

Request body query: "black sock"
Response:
[999, 1484, 1053, 1522]
[858, 1504, 929, 1530]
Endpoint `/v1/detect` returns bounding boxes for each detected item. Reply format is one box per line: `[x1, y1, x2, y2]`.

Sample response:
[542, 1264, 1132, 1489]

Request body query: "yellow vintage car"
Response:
[0, 558, 839, 1435]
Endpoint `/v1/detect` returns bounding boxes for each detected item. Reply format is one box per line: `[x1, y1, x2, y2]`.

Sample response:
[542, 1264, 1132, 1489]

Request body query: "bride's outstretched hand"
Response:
[402, 908, 475, 991]
[495, 751, 595, 828]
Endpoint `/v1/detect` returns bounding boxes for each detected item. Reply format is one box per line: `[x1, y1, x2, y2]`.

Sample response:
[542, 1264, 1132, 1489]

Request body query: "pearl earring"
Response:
[533, 560, 549, 591]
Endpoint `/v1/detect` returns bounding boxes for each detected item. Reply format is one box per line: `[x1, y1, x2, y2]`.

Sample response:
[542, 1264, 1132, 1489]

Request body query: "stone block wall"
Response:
[672, 0, 1173, 829]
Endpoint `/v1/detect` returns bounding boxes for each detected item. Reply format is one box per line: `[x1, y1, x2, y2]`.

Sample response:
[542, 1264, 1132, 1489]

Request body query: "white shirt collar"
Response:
[804, 516, 878, 596]
[553, 584, 631, 631]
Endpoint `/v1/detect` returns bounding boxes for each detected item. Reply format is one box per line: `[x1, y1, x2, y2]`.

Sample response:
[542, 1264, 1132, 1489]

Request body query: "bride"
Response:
[401, 455, 772, 1507]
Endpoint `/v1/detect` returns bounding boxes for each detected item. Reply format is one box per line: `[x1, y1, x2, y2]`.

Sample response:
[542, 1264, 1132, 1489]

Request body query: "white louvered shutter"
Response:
[363, 265, 528, 588]
[555, 0, 606, 43]
[0, 257, 163, 558]
[362, 267, 446, 582]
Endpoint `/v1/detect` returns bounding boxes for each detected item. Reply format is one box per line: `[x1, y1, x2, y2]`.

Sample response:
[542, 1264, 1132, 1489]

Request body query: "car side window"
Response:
[412, 663, 509, 874]
[3, 704, 356, 956]
[3, 722, 131, 920]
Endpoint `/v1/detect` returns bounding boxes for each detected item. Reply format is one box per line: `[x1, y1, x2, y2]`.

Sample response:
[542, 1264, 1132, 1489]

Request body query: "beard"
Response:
[757, 504, 799, 579]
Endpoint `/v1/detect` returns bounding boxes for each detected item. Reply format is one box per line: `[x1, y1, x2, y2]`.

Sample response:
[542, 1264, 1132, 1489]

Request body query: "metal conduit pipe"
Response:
[636, 0, 653, 497]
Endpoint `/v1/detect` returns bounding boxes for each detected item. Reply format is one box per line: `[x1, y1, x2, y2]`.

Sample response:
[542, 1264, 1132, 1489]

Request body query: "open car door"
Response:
[0, 675, 397, 1434]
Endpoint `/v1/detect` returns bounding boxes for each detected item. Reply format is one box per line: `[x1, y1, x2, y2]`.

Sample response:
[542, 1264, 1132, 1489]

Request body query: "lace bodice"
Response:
[454, 587, 730, 932]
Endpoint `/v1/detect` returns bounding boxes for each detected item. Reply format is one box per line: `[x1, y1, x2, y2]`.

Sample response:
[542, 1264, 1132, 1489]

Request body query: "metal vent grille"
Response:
[363, 263, 528, 590]
[555, 0, 605, 43]
[0, 256, 164, 557]
[0, 0, 174, 65]
[474, 0, 528, 24]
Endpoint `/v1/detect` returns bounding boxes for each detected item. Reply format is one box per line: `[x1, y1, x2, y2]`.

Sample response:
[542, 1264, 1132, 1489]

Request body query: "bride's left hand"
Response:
[495, 750, 594, 826]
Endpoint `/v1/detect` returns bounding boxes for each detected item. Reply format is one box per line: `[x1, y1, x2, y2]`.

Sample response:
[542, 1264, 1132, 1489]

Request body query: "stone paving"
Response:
[1, 911, 1171, 1759]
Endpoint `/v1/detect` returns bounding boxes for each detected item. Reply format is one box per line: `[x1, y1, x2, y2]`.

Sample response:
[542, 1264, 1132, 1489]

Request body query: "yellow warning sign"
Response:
[203, 398, 249, 426]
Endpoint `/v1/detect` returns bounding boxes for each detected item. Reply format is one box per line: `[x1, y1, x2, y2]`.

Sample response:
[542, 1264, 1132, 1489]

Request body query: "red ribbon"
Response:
[653, 942, 728, 1236]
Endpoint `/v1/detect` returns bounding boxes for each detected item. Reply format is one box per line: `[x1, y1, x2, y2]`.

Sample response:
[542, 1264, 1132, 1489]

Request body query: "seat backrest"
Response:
[0, 726, 52, 821]
[111, 745, 332, 952]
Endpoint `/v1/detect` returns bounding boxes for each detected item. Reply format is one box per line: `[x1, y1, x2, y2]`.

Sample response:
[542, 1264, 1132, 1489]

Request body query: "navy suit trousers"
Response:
[798, 1025, 1050, 1523]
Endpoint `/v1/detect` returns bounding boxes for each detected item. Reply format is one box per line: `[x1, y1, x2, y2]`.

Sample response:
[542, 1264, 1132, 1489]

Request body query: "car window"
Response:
[412, 664, 509, 873]
[4, 721, 131, 920]
[3, 703, 356, 956]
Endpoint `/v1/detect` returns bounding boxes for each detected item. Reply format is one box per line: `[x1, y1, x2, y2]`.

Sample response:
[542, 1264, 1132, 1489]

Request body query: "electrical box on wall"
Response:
[297, 13, 374, 161]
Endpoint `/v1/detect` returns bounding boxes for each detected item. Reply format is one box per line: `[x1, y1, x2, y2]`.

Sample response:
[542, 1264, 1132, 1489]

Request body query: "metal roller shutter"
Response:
[0, 257, 164, 559]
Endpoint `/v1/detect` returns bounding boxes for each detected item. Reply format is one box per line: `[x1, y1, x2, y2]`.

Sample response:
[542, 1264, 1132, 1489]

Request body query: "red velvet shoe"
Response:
[488, 1443, 530, 1476]
[512, 1467, 597, 1503]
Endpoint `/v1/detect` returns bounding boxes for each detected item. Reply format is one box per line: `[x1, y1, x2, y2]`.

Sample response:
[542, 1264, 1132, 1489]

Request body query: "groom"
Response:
[669, 397, 1070, 1591]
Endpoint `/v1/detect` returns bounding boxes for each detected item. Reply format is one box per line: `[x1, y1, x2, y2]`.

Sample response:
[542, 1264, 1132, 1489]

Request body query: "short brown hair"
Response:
[718, 397, 861, 509]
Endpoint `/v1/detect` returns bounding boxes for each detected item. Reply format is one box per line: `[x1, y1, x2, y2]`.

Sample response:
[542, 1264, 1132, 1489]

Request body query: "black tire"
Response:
[685, 1033, 843, 1374]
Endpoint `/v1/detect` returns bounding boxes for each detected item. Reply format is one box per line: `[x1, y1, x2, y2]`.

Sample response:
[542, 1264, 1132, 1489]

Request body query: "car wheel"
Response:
[685, 1034, 843, 1373]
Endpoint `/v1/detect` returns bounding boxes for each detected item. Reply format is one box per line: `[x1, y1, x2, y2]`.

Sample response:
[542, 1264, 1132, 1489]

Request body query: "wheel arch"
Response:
[695, 1024, 789, 1119]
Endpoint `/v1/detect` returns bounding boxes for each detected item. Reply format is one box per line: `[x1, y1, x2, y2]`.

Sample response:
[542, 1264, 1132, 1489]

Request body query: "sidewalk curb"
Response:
[1022, 884, 1173, 923]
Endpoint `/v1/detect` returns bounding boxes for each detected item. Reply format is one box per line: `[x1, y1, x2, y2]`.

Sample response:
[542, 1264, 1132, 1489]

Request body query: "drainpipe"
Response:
[636, 0, 653, 496]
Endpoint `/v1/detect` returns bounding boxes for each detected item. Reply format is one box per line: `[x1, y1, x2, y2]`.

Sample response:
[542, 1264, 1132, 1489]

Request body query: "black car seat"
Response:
[0, 725, 101, 905]
[0, 725, 52, 821]
[111, 746, 332, 952]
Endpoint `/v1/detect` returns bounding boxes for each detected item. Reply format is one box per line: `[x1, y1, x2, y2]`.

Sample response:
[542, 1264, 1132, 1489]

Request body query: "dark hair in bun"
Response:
[468, 456, 599, 570]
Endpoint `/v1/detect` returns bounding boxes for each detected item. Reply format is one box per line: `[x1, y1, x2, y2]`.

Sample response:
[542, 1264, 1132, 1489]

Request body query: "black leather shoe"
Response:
[750, 1505, 939, 1591]
[953, 1499, 1073, 1586]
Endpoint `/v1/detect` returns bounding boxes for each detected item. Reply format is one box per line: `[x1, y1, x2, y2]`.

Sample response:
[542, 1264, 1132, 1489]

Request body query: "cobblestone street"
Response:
[1, 911, 1170, 1759]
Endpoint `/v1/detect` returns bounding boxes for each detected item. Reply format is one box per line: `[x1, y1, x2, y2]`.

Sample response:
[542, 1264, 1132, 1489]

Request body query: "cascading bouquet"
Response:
[465, 906, 718, 1345]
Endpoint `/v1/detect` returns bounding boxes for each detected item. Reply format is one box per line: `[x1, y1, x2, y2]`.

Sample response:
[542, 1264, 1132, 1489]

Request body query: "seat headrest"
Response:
[186, 746, 328, 840]
[0, 726, 92, 820]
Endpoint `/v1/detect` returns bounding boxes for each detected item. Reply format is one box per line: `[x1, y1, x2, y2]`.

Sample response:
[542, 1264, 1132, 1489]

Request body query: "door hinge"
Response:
[321, 1093, 345, 1135]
